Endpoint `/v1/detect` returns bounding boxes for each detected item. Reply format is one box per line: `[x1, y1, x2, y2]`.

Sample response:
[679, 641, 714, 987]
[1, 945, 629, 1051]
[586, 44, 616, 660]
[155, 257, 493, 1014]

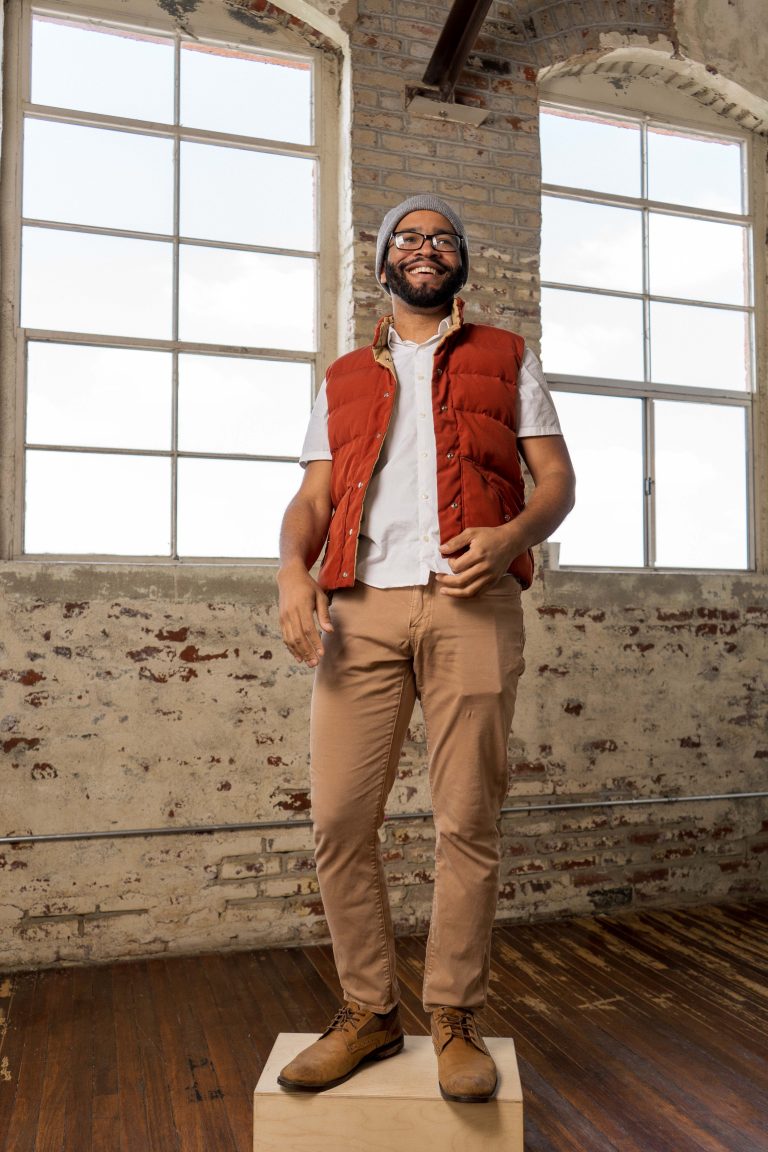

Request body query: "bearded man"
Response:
[276, 195, 575, 1102]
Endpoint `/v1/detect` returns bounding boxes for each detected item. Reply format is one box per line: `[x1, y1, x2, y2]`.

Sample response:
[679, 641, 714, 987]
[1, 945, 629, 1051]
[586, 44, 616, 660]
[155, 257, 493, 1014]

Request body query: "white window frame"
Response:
[540, 95, 759, 574]
[0, 0, 340, 564]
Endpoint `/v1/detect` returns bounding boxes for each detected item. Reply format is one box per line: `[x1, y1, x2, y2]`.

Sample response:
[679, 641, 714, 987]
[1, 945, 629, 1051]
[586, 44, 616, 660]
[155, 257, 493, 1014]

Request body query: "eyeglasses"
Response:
[390, 231, 462, 253]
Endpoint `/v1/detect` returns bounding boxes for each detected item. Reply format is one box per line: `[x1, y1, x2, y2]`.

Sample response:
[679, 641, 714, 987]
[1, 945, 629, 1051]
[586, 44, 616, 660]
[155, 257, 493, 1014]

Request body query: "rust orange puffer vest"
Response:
[317, 298, 534, 592]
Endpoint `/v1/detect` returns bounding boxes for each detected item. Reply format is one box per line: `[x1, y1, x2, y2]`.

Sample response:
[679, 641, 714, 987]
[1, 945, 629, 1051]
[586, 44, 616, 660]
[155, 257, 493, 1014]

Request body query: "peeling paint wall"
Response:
[1, 0, 767, 970]
[675, 0, 768, 105]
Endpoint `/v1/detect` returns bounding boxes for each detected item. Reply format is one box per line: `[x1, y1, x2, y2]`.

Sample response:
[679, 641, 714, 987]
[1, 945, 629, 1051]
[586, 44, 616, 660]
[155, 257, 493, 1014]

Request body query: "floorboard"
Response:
[0, 900, 766, 1152]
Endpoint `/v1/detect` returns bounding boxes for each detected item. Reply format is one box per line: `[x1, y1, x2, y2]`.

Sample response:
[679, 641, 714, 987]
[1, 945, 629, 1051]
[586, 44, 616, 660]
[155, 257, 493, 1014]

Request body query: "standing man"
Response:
[276, 195, 575, 1102]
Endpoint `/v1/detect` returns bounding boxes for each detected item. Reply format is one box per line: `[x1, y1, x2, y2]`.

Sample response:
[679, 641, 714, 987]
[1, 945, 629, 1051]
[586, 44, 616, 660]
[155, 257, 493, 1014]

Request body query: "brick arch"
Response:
[539, 50, 768, 135]
[467, 3, 767, 135]
[227, 0, 343, 56]
[487, 0, 676, 67]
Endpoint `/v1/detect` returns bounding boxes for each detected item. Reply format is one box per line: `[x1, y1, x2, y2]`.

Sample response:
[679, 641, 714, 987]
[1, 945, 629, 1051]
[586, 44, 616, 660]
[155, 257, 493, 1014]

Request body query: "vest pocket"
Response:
[460, 457, 521, 526]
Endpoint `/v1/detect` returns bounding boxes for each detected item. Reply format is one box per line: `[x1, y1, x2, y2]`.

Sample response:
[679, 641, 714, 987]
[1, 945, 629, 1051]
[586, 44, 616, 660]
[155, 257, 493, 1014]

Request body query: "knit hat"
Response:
[375, 195, 469, 292]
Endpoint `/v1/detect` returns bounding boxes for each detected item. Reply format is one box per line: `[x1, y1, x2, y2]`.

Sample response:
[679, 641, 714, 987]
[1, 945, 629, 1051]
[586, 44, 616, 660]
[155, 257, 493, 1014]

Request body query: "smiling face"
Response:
[380, 209, 465, 311]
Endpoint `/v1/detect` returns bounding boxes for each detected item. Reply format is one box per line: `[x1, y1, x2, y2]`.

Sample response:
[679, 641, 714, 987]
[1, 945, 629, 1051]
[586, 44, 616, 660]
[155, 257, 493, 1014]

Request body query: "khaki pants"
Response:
[310, 577, 525, 1015]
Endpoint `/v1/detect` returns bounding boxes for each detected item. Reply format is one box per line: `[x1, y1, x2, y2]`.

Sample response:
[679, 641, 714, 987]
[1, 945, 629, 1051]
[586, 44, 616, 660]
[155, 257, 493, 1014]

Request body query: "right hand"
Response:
[277, 565, 333, 667]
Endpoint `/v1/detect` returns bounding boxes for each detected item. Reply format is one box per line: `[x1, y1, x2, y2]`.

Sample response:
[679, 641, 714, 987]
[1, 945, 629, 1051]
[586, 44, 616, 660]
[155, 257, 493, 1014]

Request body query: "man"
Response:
[276, 195, 575, 1103]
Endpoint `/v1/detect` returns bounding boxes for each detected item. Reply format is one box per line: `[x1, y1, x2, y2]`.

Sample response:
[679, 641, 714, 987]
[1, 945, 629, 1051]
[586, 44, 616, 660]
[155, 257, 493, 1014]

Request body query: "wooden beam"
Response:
[422, 0, 495, 101]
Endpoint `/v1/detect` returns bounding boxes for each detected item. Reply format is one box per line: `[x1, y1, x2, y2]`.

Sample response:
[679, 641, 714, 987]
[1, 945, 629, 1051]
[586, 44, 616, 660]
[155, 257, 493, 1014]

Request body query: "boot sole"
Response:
[277, 1035, 405, 1093]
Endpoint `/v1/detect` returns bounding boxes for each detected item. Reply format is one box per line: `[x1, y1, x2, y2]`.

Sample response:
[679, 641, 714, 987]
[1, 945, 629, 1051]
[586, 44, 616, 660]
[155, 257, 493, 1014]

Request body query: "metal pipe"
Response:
[3, 790, 766, 846]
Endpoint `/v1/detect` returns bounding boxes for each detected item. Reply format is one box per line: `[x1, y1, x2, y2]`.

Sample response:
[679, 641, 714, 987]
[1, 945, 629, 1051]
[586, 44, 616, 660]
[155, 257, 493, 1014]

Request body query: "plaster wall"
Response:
[1, 0, 767, 970]
[675, 0, 768, 106]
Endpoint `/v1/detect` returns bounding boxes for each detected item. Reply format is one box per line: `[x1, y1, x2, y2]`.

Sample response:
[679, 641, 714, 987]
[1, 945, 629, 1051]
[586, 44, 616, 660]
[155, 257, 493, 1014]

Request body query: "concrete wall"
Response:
[2, 0, 767, 971]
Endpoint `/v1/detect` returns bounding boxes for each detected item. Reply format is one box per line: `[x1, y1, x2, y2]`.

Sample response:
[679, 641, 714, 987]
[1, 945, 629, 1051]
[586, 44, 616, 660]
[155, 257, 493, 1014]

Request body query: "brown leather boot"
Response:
[431, 1007, 498, 1102]
[277, 1001, 404, 1092]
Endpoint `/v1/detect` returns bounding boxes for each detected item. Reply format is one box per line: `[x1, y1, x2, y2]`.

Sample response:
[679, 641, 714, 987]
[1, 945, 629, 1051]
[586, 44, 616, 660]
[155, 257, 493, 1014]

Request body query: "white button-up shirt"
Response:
[300, 318, 562, 588]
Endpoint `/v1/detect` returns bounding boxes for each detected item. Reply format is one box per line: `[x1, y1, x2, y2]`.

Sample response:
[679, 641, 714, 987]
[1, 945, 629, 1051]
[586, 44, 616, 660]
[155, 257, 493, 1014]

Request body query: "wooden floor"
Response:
[1, 900, 767, 1151]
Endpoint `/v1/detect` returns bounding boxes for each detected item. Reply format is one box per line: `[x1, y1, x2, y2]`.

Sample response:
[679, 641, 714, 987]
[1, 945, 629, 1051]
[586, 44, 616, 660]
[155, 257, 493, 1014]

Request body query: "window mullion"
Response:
[171, 34, 181, 561]
[642, 398, 654, 569]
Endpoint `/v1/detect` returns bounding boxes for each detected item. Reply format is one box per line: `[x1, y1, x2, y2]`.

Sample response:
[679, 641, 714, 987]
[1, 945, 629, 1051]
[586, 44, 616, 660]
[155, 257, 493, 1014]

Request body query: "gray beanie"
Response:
[375, 195, 469, 292]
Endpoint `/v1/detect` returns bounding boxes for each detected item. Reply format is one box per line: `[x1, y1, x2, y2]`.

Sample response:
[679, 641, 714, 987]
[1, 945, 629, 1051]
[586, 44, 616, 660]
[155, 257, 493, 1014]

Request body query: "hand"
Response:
[436, 526, 519, 598]
[277, 565, 333, 667]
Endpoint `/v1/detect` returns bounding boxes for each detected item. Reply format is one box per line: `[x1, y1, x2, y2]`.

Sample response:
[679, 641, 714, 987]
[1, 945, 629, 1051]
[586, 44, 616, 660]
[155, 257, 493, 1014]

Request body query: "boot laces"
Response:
[329, 1003, 367, 1032]
[436, 1008, 479, 1044]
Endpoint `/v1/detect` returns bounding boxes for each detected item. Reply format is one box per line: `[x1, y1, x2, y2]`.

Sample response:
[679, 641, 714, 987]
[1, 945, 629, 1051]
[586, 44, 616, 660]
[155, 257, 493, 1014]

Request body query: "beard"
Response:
[384, 255, 465, 308]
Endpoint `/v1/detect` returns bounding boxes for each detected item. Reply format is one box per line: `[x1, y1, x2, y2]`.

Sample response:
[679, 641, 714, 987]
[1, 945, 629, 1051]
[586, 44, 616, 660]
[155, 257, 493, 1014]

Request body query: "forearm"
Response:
[501, 468, 575, 558]
[277, 464, 334, 665]
[278, 495, 330, 574]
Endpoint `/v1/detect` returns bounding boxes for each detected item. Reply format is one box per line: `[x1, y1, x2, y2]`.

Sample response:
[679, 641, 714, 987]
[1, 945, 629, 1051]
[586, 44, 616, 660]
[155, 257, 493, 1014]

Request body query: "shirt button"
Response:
[422, 535, 429, 543]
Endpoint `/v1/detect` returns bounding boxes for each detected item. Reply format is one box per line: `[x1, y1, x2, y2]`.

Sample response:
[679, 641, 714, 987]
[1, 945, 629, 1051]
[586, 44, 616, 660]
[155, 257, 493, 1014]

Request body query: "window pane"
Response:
[540, 109, 640, 197]
[31, 17, 174, 123]
[654, 401, 747, 568]
[649, 214, 748, 306]
[541, 288, 644, 381]
[180, 43, 311, 144]
[25, 450, 171, 554]
[179, 246, 315, 350]
[24, 119, 173, 234]
[21, 227, 173, 339]
[650, 302, 750, 390]
[648, 128, 744, 213]
[179, 355, 311, 456]
[180, 143, 315, 250]
[27, 343, 171, 450]
[541, 197, 642, 292]
[549, 392, 644, 567]
[177, 459, 301, 557]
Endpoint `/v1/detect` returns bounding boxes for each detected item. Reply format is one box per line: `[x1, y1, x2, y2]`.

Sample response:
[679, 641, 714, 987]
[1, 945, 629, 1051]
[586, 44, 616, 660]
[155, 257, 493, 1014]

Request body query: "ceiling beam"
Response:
[422, 0, 495, 101]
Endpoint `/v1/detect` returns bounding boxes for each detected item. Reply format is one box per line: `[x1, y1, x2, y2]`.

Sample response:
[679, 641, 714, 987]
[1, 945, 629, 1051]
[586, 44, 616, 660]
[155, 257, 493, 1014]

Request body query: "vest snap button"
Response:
[451, 502, 459, 509]
[342, 571, 348, 578]
[446, 452, 453, 459]
[440, 404, 448, 412]
[504, 514, 511, 521]
[357, 481, 363, 488]
[383, 391, 390, 398]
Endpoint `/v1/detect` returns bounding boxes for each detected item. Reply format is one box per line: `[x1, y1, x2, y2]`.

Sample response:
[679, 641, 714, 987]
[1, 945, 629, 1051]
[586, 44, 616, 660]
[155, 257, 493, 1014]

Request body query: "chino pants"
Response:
[310, 576, 525, 1015]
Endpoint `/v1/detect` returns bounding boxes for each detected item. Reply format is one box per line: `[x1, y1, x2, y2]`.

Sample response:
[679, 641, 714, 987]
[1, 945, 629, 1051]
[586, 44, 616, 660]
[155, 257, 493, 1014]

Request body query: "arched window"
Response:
[539, 77, 758, 572]
[3, 0, 339, 561]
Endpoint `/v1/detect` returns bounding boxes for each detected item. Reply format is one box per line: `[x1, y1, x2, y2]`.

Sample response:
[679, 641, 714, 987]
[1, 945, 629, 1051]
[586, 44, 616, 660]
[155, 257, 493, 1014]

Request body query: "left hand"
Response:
[436, 526, 519, 598]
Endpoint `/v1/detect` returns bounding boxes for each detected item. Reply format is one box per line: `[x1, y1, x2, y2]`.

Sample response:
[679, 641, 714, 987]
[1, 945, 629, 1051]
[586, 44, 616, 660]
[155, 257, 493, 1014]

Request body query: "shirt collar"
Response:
[388, 314, 453, 349]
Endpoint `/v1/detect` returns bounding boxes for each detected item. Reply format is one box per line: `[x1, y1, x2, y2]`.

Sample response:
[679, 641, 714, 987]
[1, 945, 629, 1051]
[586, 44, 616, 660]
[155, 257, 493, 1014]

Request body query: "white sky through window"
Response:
[541, 105, 752, 571]
[22, 14, 316, 558]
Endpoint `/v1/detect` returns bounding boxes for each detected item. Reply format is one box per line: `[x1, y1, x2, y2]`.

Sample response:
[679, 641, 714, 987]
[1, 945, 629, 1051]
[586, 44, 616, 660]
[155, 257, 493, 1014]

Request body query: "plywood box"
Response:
[254, 1033, 523, 1152]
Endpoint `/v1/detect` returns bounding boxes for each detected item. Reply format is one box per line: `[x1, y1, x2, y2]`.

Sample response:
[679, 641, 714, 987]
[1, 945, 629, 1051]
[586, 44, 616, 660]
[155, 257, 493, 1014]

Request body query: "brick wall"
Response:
[1, 0, 767, 971]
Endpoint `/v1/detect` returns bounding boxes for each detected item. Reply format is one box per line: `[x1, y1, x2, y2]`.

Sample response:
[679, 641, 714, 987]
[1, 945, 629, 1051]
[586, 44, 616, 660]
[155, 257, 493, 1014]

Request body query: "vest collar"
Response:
[372, 297, 465, 362]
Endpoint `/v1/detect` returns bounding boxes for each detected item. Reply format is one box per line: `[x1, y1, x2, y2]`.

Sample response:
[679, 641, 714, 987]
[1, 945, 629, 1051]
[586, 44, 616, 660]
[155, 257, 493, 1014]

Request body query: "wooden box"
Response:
[254, 1033, 523, 1151]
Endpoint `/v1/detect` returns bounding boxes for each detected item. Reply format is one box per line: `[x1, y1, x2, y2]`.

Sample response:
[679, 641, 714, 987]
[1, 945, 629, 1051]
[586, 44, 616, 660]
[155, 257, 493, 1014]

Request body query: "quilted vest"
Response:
[317, 298, 534, 592]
